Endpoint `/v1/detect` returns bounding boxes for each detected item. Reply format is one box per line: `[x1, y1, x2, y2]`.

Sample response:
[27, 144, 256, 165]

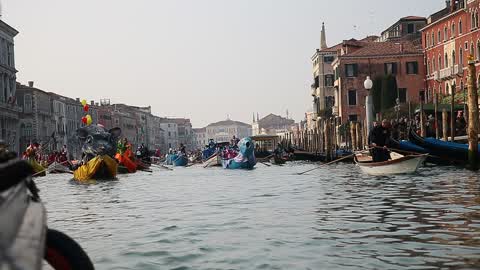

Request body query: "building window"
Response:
[345, 64, 358, 77]
[477, 40, 480, 61]
[384, 62, 397, 75]
[348, 115, 358, 122]
[452, 23, 456, 37]
[24, 94, 32, 112]
[398, 88, 407, 103]
[323, 56, 334, 63]
[347, 90, 357, 106]
[431, 33, 435, 46]
[438, 55, 442, 69]
[445, 53, 449, 67]
[444, 26, 448, 41]
[406, 62, 418, 74]
[438, 30, 441, 44]
[325, 74, 334, 87]
[471, 42, 475, 58]
[427, 60, 430, 74]
[459, 20, 463, 34]
[452, 50, 456, 65]
[432, 58, 436, 72]
[425, 33, 429, 47]
[459, 47, 463, 66]
[407, 23, 415, 34]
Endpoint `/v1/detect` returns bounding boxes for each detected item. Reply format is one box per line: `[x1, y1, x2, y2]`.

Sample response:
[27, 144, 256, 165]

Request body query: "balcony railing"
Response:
[433, 71, 440, 81]
[439, 67, 453, 80]
[453, 64, 463, 75]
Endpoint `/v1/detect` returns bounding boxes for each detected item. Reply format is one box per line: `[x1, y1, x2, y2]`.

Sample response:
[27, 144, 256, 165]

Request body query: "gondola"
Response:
[408, 128, 479, 163]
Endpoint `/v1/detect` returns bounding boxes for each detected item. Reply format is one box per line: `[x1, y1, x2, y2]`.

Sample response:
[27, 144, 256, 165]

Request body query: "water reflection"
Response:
[37, 163, 480, 270]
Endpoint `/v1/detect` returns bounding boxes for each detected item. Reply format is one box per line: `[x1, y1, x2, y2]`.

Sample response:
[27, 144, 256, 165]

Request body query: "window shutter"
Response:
[354, 64, 358, 77]
[414, 62, 418, 74]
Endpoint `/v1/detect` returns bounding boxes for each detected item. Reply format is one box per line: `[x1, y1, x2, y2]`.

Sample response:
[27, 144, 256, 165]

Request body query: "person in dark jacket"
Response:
[368, 119, 392, 162]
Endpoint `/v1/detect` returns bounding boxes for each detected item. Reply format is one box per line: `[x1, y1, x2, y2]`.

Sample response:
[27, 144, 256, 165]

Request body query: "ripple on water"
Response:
[37, 164, 480, 270]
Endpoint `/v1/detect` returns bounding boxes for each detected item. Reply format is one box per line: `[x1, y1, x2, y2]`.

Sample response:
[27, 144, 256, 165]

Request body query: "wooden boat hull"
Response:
[203, 154, 221, 167]
[355, 154, 427, 176]
[221, 158, 256, 169]
[73, 155, 118, 182]
[47, 161, 72, 174]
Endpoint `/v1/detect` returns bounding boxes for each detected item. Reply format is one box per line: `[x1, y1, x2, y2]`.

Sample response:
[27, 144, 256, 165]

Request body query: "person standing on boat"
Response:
[179, 143, 186, 156]
[368, 119, 392, 162]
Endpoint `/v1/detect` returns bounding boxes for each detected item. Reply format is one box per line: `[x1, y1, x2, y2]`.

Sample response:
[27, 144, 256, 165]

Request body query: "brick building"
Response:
[421, 0, 477, 102]
[333, 38, 425, 123]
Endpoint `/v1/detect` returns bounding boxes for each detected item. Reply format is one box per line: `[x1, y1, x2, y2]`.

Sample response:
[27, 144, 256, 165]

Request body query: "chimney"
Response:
[28, 81, 34, 88]
[451, 0, 456, 12]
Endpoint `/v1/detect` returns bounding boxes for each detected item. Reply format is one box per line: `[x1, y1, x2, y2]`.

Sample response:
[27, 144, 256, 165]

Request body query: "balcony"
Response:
[439, 67, 453, 80]
[453, 64, 463, 76]
[433, 71, 440, 81]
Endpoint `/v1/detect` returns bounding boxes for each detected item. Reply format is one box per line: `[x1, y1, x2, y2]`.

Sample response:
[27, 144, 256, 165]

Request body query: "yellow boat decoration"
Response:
[73, 155, 118, 182]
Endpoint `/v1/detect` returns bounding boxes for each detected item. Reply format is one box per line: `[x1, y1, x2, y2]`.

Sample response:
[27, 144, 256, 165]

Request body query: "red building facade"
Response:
[333, 39, 425, 123]
[422, 0, 480, 102]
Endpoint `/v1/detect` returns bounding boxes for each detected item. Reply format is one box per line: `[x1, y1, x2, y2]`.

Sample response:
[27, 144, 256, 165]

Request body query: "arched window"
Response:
[427, 59, 430, 74]
[452, 50, 456, 65]
[459, 46, 463, 66]
[459, 19, 463, 34]
[439, 55, 442, 69]
[477, 40, 480, 60]
[471, 42, 475, 58]
[476, 12, 479, 28]
[444, 26, 448, 40]
[432, 33, 435, 45]
[472, 12, 476, 29]
[445, 53, 449, 67]
[452, 23, 456, 37]
[425, 33, 429, 47]
[438, 30, 441, 44]
[447, 84, 451, 95]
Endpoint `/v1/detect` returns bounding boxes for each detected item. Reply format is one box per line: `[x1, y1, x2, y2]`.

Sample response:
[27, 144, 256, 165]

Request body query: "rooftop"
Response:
[341, 40, 422, 58]
[207, 119, 251, 128]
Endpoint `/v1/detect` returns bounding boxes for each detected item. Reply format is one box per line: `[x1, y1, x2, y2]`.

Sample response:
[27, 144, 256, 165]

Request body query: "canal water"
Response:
[38, 163, 480, 270]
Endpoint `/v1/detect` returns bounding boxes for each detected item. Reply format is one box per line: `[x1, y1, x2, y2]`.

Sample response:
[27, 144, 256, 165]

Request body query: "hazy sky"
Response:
[4, 0, 439, 127]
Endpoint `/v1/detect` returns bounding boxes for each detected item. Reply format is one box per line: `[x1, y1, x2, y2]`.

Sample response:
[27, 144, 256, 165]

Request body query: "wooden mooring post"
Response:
[442, 109, 448, 141]
[451, 82, 456, 142]
[420, 101, 426, 137]
[467, 55, 479, 170]
[434, 93, 439, 139]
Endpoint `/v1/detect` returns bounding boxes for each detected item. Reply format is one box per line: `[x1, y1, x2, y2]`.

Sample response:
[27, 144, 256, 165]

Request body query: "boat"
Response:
[408, 128, 479, 163]
[167, 154, 188, 167]
[26, 158, 46, 177]
[355, 151, 427, 176]
[73, 155, 118, 182]
[203, 152, 222, 167]
[1, 159, 94, 270]
[47, 161, 72, 174]
[115, 152, 137, 174]
[222, 137, 256, 169]
[269, 156, 287, 165]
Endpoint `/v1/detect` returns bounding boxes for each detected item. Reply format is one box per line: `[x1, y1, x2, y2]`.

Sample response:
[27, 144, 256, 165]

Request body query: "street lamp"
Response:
[364, 76, 374, 136]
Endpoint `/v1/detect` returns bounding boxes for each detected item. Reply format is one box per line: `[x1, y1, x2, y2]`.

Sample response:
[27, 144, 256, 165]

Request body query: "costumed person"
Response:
[179, 143, 186, 156]
[368, 119, 392, 162]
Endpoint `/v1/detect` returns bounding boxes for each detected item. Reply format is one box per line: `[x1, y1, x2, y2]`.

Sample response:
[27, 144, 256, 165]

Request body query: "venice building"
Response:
[0, 20, 19, 151]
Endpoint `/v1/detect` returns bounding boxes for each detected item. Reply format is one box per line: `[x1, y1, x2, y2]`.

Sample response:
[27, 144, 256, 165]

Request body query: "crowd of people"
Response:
[413, 111, 467, 138]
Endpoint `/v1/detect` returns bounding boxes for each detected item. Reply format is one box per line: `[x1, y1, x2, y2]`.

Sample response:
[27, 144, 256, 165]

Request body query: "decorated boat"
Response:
[1, 158, 94, 270]
[26, 158, 46, 177]
[115, 151, 137, 174]
[73, 155, 118, 181]
[408, 128, 479, 163]
[270, 156, 287, 165]
[222, 137, 256, 169]
[72, 125, 122, 182]
[355, 151, 427, 176]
